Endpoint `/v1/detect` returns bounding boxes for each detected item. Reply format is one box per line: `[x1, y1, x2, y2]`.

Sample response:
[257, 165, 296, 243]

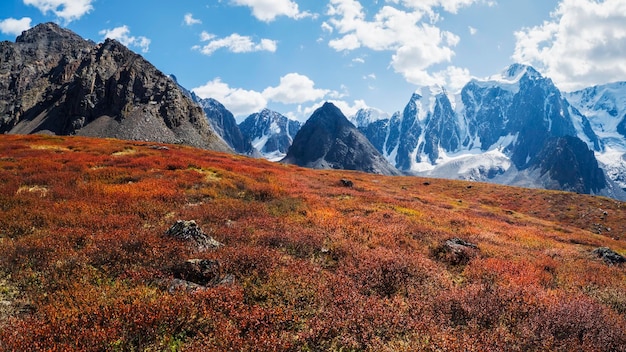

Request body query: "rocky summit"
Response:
[282, 102, 400, 175]
[239, 108, 301, 161]
[0, 23, 230, 152]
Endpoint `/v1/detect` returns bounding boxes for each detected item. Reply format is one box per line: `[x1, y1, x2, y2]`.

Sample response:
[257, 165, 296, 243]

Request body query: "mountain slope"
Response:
[282, 102, 399, 175]
[567, 82, 626, 192]
[0, 22, 230, 152]
[239, 109, 301, 161]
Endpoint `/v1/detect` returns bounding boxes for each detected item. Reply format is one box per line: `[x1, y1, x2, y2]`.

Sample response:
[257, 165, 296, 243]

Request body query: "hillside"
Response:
[0, 134, 625, 351]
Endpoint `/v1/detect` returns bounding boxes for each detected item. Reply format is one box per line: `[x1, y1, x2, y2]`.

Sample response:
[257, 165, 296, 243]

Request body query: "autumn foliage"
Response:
[0, 134, 625, 351]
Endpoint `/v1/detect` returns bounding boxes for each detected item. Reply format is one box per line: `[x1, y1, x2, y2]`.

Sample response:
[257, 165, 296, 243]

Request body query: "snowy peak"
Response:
[351, 107, 391, 128]
[239, 109, 301, 161]
[503, 63, 542, 81]
[472, 64, 545, 95]
[567, 81, 626, 135]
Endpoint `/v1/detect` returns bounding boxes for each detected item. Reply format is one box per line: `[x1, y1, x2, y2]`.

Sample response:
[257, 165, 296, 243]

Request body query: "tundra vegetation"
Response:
[0, 134, 625, 351]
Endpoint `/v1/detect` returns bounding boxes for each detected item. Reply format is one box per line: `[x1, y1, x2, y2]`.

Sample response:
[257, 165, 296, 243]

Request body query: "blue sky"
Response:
[1, 0, 625, 121]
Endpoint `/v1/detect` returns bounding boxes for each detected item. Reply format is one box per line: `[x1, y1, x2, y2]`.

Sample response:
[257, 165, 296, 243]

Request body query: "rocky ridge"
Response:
[0, 23, 230, 152]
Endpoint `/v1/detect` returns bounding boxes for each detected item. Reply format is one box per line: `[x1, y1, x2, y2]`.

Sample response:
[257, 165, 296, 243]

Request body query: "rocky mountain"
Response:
[282, 102, 399, 175]
[355, 64, 623, 198]
[0, 22, 231, 152]
[239, 109, 301, 161]
[196, 97, 259, 156]
[566, 82, 626, 192]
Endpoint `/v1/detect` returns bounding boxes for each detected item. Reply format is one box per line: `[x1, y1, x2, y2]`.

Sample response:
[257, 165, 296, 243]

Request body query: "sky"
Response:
[1, 0, 626, 122]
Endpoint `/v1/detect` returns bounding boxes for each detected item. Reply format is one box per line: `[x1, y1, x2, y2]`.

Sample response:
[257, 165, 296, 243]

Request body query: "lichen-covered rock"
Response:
[593, 247, 625, 266]
[165, 220, 223, 250]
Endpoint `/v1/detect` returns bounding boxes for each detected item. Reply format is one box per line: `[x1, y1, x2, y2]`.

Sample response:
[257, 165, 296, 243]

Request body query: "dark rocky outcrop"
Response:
[282, 102, 400, 175]
[0, 23, 230, 152]
[165, 220, 223, 250]
[340, 179, 354, 188]
[592, 247, 625, 265]
[172, 259, 223, 286]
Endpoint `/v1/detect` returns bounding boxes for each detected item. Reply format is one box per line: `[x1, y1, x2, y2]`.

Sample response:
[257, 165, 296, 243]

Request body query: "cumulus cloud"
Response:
[193, 78, 268, 117]
[24, 0, 93, 23]
[230, 0, 313, 22]
[0, 17, 32, 36]
[99, 25, 151, 53]
[390, 0, 492, 14]
[292, 99, 370, 122]
[184, 13, 202, 26]
[512, 0, 626, 91]
[263, 73, 330, 104]
[325, 0, 483, 87]
[193, 73, 336, 117]
[193, 33, 277, 55]
[321, 22, 333, 33]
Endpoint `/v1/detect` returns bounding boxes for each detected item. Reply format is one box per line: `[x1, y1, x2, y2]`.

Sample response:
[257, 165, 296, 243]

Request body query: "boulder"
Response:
[340, 179, 354, 188]
[592, 247, 625, 265]
[165, 220, 223, 250]
[172, 259, 222, 286]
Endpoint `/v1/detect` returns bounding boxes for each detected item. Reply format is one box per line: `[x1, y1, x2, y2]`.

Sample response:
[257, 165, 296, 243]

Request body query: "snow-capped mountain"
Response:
[566, 82, 626, 191]
[350, 107, 390, 128]
[239, 109, 301, 161]
[356, 64, 622, 198]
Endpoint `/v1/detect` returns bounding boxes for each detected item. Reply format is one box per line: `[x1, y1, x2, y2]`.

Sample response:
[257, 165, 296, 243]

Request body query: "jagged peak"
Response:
[15, 22, 92, 49]
[499, 63, 543, 82]
[352, 107, 390, 127]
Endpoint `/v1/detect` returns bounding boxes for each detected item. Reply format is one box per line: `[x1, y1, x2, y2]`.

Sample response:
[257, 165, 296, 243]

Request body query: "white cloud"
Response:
[364, 73, 376, 80]
[321, 21, 333, 33]
[24, 0, 93, 23]
[193, 78, 268, 117]
[184, 13, 202, 26]
[434, 66, 473, 93]
[391, 0, 491, 14]
[512, 0, 626, 91]
[230, 0, 313, 22]
[194, 33, 277, 55]
[468, 26, 477, 35]
[193, 73, 336, 117]
[200, 31, 216, 42]
[352, 57, 365, 64]
[263, 73, 330, 104]
[99, 25, 151, 53]
[325, 0, 475, 86]
[294, 99, 370, 121]
[0, 17, 32, 36]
